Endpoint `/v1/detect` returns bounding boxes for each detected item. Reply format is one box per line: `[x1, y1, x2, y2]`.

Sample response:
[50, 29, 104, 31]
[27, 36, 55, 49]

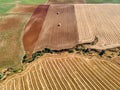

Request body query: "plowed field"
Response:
[23, 4, 120, 54]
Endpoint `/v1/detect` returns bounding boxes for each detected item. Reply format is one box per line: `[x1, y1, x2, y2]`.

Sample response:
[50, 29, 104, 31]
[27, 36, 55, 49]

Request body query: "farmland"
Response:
[0, 14, 30, 70]
[23, 4, 120, 55]
[0, 54, 120, 89]
[0, 2, 120, 90]
[0, 3, 37, 71]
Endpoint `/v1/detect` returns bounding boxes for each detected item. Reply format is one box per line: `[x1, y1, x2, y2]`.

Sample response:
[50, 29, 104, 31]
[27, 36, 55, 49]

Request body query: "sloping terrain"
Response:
[23, 4, 120, 55]
[0, 54, 120, 90]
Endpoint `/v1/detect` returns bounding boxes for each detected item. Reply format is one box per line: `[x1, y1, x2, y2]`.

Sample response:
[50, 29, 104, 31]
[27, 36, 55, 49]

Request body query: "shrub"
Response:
[42, 48, 53, 53]
[82, 48, 89, 53]
[22, 52, 28, 63]
[68, 49, 74, 53]
[99, 50, 105, 56]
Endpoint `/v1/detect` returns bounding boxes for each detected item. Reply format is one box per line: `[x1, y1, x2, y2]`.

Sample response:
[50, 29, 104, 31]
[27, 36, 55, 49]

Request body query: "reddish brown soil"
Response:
[0, 16, 23, 31]
[23, 5, 49, 56]
[23, 4, 120, 57]
[9, 5, 38, 14]
[34, 5, 79, 52]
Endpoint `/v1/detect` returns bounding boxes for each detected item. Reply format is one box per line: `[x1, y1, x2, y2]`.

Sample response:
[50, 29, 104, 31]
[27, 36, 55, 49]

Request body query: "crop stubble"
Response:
[0, 54, 120, 90]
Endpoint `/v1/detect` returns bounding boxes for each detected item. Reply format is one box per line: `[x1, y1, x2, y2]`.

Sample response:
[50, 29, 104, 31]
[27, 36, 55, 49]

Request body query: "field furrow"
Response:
[0, 54, 120, 90]
[75, 5, 94, 44]
[82, 4, 120, 49]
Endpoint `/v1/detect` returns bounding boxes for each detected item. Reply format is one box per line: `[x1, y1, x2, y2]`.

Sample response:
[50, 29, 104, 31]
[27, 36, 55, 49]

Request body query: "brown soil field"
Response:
[23, 4, 120, 55]
[0, 54, 120, 90]
[34, 4, 79, 52]
[9, 4, 38, 14]
[0, 15, 23, 31]
[23, 5, 49, 56]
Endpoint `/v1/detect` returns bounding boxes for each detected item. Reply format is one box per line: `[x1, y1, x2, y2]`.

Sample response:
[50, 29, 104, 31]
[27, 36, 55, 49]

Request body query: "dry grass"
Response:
[0, 54, 120, 89]
[0, 14, 31, 70]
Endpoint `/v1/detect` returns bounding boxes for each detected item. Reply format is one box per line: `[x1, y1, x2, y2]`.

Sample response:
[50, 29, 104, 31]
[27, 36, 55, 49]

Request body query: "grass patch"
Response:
[20, 0, 46, 4]
[0, 0, 16, 4]
[0, 4, 15, 14]
[0, 0, 47, 4]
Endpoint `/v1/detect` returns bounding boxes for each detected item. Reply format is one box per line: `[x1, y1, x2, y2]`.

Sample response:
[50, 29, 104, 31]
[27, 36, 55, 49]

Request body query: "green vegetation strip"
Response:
[22, 45, 120, 64]
[0, 0, 47, 4]
[0, 67, 23, 81]
[0, 45, 120, 81]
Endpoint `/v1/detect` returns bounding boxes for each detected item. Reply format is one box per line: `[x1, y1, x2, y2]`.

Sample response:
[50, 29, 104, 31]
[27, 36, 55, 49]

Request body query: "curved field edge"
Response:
[0, 6, 34, 71]
[23, 4, 120, 54]
[0, 4, 38, 71]
[0, 54, 120, 89]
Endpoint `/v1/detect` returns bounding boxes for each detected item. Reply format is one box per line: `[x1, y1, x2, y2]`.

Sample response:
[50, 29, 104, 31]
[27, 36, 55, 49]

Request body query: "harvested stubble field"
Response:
[0, 54, 120, 90]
